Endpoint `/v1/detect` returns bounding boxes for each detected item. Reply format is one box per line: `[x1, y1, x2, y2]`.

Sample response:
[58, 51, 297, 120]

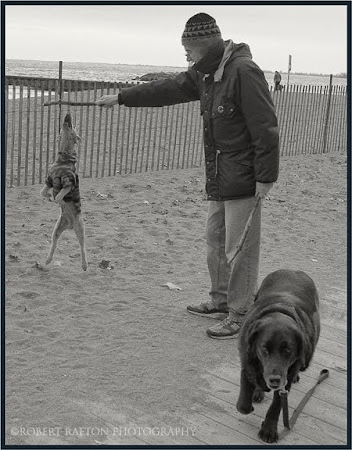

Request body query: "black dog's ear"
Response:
[245, 320, 264, 357]
[294, 328, 312, 370]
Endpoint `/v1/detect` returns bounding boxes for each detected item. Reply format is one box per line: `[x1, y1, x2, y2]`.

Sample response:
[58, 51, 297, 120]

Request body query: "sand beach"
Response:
[4, 150, 348, 445]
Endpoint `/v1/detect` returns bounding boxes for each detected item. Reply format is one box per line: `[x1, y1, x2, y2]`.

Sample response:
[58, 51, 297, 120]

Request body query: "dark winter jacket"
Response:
[120, 40, 279, 201]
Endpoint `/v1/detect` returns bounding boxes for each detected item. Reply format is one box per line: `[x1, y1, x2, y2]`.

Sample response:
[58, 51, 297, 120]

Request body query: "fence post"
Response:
[322, 74, 333, 153]
[58, 61, 63, 130]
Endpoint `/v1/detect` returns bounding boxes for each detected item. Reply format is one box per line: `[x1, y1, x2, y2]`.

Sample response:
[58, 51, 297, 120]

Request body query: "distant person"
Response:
[274, 71, 282, 91]
[97, 13, 279, 339]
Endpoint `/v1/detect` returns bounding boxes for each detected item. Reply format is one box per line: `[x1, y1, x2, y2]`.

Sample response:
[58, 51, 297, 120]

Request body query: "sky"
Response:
[4, 3, 348, 74]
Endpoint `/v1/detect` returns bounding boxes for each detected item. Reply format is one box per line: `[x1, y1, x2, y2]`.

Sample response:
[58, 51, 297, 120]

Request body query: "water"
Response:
[5, 58, 347, 101]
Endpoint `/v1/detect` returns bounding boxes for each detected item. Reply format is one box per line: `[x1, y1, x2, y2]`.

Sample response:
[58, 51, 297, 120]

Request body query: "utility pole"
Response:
[287, 54, 292, 88]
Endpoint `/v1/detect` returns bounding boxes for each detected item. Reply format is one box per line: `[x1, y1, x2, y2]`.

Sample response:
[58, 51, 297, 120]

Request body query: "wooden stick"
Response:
[43, 100, 98, 107]
[228, 196, 261, 265]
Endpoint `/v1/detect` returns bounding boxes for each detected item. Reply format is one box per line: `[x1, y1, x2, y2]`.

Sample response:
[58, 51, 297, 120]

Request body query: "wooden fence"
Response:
[4, 75, 348, 187]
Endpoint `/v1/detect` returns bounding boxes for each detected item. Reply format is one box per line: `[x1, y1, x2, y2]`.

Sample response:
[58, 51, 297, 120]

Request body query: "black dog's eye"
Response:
[282, 345, 292, 354]
[261, 345, 269, 355]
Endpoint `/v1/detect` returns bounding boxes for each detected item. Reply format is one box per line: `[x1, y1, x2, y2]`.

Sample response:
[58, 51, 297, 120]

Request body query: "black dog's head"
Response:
[246, 313, 306, 391]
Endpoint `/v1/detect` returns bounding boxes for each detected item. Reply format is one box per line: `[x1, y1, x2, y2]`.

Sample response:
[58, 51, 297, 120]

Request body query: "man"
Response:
[97, 13, 279, 339]
[274, 71, 282, 91]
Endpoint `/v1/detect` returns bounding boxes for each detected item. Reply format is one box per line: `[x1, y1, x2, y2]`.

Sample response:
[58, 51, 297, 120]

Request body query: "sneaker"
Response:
[187, 300, 229, 317]
[206, 316, 242, 339]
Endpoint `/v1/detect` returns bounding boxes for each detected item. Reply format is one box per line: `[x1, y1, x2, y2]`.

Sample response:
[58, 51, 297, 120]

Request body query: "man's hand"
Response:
[96, 94, 119, 108]
[255, 182, 274, 199]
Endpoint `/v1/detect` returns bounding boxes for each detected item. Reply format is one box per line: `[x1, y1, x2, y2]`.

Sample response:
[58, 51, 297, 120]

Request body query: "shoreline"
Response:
[5, 58, 347, 78]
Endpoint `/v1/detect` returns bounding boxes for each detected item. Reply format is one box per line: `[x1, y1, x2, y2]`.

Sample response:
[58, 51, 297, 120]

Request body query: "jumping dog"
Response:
[40, 113, 88, 271]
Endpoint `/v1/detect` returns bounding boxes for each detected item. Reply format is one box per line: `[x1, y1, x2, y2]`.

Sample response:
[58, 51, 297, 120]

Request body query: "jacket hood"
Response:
[214, 40, 252, 82]
[231, 41, 252, 59]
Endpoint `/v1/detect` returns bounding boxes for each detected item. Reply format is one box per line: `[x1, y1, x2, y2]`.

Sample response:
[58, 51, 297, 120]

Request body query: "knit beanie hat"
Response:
[181, 13, 222, 46]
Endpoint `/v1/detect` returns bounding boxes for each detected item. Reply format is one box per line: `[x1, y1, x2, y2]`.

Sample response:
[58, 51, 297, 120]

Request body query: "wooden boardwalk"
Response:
[62, 316, 348, 447]
[185, 287, 349, 446]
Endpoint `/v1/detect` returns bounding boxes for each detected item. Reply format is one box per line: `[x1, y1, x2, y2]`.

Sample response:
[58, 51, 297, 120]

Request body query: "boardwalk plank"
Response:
[204, 370, 346, 429]
[317, 335, 347, 357]
[207, 359, 347, 400]
[319, 324, 347, 344]
[182, 411, 261, 445]
[207, 393, 346, 445]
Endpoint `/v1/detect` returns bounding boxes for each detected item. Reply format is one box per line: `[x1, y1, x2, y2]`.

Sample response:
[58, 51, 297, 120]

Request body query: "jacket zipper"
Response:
[215, 150, 221, 177]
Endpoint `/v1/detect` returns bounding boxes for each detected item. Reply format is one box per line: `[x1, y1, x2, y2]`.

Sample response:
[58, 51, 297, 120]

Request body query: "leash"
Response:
[280, 369, 329, 435]
[228, 195, 261, 265]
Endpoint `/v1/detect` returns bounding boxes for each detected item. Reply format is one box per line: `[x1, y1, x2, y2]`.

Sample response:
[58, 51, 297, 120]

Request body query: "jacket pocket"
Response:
[217, 152, 256, 198]
[212, 101, 250, 148]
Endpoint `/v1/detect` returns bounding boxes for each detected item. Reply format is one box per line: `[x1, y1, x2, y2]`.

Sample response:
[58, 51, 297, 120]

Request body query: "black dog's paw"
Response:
[236, 401, 254, 415]
[258, 420, 278, 443]
[252, 387, 265, 403]
[293, 374, 300, 383]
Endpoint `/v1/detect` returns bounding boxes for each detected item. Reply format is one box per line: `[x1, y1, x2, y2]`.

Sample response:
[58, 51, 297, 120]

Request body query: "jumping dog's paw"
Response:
[40, 185, 52, 200]
[54, 192, 66, 204]
[33, 261, 50, 272]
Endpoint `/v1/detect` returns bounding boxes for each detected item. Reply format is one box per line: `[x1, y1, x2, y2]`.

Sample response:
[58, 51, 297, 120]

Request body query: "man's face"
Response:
[183, 44, 204, 64]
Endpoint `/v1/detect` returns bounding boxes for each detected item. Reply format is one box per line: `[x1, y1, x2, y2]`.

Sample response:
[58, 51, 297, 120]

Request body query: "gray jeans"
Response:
[206, 196, 261, 318]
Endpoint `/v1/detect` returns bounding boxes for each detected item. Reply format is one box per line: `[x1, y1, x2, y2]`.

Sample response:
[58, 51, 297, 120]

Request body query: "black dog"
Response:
[236, 269, 320, 443]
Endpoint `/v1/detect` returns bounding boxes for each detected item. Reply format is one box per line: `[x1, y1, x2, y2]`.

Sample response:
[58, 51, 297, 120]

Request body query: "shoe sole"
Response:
[207, 333, 239, 340]
[187, 310, 229, 320]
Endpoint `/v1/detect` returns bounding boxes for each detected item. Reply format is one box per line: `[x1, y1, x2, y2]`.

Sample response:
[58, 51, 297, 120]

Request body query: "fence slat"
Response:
[108, 83, 117, 176]
[5, 79, 9, 180]
[31, 80, 38, 185]
[24, 79, 31, 185]
[312, 86, 323, 154]
[17, 83, 24, 186]
[38, 81, 45, 184]
[114, 104, 121, 175]
[156, 106, 165, 171]
[119, 106, 127, 174]
[10, 81, 16, 186]
[144, 107, 154, 172]
[161, 106, 170, 170]
[45, 88, 52, 174]
[89, 82, 97, 178]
